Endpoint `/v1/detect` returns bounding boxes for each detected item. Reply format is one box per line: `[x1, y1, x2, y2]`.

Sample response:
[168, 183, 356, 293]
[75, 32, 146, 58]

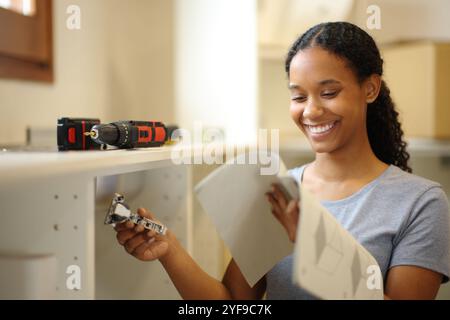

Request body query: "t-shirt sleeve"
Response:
[288, 166, 303, 185]
[390, 186, 450, 282]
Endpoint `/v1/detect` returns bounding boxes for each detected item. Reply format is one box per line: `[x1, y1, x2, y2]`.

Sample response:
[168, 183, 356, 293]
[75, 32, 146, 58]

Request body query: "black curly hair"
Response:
[286, 22, 412, 173]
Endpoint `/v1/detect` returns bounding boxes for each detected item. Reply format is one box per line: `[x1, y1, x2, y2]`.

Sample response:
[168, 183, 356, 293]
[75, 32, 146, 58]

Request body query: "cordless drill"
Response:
[84, 120, 175, 149]
[57, 117, 102, 151]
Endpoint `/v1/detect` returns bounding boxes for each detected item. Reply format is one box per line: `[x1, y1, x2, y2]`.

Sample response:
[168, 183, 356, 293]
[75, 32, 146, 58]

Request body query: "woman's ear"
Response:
[364, 74, 382, 103]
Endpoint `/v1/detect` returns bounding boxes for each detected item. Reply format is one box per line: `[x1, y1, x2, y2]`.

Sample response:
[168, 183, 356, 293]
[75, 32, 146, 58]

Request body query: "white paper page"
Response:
[293, 185, 384, 299]
[194, 152, 295, 287]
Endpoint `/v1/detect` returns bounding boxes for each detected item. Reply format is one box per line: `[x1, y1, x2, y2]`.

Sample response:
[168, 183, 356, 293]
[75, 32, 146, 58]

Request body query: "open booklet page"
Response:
[194, 152, 295, 287]
[294, 185, 384, 299]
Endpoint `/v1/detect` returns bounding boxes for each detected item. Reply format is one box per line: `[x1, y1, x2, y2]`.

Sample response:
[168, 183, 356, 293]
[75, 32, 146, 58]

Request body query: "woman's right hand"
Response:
[266, 183, 300, 243]
[115, 208, 170, 261]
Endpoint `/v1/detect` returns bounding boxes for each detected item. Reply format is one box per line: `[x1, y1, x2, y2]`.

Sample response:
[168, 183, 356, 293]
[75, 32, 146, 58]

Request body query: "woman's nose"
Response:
[303, 98, 325, 120]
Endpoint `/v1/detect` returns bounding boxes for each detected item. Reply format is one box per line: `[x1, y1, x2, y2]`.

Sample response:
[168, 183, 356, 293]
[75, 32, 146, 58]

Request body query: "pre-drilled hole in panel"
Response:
[73, 195, 78, 200]
[54, 195, 59, 200]
[53, 224, 59, 231]
[74, 225, 78, 230]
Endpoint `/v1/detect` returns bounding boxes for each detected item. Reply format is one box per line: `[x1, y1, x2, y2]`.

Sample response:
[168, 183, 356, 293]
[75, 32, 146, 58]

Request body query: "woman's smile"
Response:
[303, 120, 339, 141]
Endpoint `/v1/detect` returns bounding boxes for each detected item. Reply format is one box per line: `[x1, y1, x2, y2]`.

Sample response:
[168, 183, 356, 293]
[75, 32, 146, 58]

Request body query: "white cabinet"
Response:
[0, 148, 196, 299]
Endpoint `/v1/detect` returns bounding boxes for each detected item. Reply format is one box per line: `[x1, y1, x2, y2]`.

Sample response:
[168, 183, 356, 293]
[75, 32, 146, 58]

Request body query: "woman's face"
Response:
[288, 47, 375, 154]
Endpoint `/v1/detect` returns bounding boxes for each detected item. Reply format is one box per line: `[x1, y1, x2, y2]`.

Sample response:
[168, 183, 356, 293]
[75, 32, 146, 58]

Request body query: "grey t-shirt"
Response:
[266, 164, 450, 299]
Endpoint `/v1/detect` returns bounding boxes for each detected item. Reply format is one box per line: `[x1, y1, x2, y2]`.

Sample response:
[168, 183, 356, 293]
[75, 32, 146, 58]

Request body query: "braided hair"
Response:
[286, 22, 411, 172]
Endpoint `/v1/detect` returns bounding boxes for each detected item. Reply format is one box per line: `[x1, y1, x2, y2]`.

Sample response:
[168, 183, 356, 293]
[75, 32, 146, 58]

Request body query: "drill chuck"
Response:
[85, 121, 170, 149]
[89, 124, 120, 145]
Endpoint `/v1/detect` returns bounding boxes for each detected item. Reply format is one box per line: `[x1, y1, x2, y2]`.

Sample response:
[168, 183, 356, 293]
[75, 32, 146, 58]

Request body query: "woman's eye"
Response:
[322, 91, 338, 98]
[292, 96, 306, 102]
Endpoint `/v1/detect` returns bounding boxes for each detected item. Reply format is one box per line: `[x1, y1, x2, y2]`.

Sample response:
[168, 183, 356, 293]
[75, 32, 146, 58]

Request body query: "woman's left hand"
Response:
[265, 183, 300, 243]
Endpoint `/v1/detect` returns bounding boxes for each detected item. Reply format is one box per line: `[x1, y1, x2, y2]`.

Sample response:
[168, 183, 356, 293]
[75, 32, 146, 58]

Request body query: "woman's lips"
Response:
[303, 121, 339, 140]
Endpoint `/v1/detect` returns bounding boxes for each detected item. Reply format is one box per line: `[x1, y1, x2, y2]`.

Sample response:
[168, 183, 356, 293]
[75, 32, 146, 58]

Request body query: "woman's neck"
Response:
[311, 135, 387, 183]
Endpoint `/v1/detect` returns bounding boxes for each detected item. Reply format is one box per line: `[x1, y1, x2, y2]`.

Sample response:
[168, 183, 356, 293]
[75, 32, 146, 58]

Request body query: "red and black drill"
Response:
[85, 120, 174, 149]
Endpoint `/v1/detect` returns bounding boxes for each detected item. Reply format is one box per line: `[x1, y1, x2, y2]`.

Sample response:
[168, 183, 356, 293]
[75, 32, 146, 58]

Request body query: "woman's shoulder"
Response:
[382, 165, 443, 194]
[288, 163, 444, 199]
[371, 165, 448, 212]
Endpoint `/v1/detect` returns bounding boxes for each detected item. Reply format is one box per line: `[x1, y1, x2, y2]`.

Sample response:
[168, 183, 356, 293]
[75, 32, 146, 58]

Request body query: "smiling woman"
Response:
[265, 21, 450, 300]
[286, 23, 410, 173]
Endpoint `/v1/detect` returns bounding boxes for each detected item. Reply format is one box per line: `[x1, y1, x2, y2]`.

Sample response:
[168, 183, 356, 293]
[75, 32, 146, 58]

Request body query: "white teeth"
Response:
[306, 122, 336, 134]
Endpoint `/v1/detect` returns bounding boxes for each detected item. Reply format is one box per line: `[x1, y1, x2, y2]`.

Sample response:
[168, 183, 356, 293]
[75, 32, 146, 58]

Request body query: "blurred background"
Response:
[0, 0, 450, 299]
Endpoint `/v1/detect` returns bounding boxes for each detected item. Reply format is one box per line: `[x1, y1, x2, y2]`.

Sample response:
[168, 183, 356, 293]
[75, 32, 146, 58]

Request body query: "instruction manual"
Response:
[194, 152, 296, 287]
[194, 152, 383, 299]
[294, 185, 384, 299]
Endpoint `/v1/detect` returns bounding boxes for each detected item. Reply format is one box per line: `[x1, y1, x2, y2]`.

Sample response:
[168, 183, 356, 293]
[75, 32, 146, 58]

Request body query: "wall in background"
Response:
[258, 0, 450, 58]
[0, 0, 107, 145]
[350, 0, 450, 44]
[0, 0, 175, 146]
[106, 0, 174, 125]
[175, 0, 258, 145]
[259, 58, 298, 135]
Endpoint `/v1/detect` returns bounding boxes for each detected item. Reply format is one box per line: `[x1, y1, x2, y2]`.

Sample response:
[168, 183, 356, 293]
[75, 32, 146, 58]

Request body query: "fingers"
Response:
[266, 192, 300, 219]
[146, 230, 157, 238]
[114, 221, 145, 233]
[286, 200, 297, 215]
[266, 188, 300, 243]
[134, 224, 145, 233]
[266, 192, 283, 221]
[116, 228, 139, 245]
[115, 206, 162, 237]
[124, 232, 151, 254]
[287, 200, 300, 225]
[133, 240, 155, 260]
[270, 184, 288, 210]
[114, 208, 159, 233]
[137, 207, 156, 220]
[114, 220, 134, 232]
